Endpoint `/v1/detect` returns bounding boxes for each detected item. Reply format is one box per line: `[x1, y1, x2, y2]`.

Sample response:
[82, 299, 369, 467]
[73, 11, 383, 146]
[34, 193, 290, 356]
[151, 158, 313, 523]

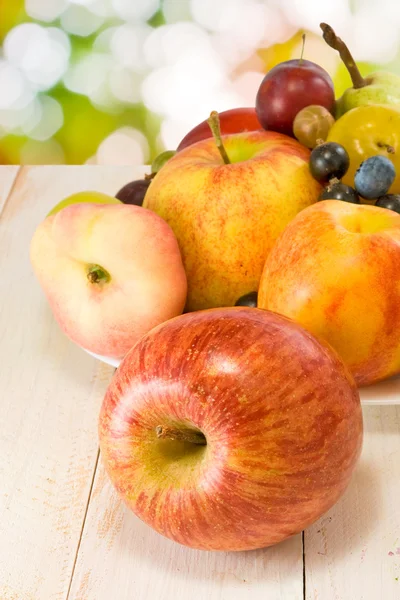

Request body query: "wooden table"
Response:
[1, 166, 399, 600]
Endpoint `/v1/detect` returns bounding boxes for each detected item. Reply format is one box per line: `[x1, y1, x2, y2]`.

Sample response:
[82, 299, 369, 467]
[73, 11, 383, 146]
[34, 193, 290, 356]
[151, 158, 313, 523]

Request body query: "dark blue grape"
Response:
[318, 182, 360, 203]
[375, 194, 400, 214]
[309, 142, 349, 183]
[235, 292, 258, 307]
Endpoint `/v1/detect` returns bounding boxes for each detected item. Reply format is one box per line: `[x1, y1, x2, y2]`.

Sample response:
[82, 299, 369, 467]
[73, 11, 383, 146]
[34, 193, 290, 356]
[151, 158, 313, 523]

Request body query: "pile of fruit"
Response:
[30, 23, 400, 552]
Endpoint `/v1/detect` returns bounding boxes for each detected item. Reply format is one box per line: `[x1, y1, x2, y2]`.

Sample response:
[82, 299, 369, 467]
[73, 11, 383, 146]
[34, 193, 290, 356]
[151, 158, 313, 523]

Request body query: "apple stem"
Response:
[155, 426, 207, 445]
[320, 23, 368, 89]
[299, 33, 306, 65]
[87, 264, 110, 284]
[207, 111, 231, 165]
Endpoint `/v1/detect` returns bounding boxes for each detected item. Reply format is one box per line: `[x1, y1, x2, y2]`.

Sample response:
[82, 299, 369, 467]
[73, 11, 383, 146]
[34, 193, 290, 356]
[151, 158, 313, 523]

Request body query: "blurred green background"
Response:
[0, 0, 399, 165]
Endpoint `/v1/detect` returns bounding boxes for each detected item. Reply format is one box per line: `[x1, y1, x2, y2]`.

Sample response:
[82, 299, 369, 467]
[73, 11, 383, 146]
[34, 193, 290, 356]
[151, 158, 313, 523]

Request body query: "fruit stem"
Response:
[299, 33, 306, 65]
[87, 264, 110, 284]
[207, 111, 231, 165]
[377, 142, 395, 154]
[320, 23, 368, 89]
[155, 426, 207, 445]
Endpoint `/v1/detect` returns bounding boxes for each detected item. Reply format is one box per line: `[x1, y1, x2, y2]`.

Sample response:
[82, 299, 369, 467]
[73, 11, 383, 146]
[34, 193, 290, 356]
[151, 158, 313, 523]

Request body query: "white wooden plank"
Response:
[0, 166, 145, 600]
[0, 165, 20, 214]
[305, 405, 400, 600]
[68, 461, 303, 600]
[17, 164, 149, 223]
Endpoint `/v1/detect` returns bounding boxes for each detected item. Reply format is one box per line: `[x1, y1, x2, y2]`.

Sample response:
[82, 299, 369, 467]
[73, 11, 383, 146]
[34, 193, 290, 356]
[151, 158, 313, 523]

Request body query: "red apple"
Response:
[99, 307, 362, 551]
[176, 107, 262, 151]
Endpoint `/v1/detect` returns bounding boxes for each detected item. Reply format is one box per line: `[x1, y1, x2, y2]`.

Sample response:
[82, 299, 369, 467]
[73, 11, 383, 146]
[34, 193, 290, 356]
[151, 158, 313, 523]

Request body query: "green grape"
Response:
[151, 150, 176, 174]
[293, 105, 335, 149]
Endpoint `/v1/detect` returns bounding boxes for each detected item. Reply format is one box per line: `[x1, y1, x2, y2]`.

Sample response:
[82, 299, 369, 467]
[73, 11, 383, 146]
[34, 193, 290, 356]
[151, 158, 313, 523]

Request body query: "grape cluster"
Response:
[309, 142, 399, 213]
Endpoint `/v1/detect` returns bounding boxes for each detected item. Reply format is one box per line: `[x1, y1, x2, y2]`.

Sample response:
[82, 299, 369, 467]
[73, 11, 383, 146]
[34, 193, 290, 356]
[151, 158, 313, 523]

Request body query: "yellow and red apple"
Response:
[99, 307, 362, 551]
[258, 200, 400, 386]
[144, 129, 321, 311]
[30, 203, 187, 359]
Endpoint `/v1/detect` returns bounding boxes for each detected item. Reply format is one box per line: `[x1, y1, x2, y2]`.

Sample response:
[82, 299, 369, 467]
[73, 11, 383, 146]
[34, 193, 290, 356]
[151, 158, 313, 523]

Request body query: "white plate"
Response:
[84, 349, 400, 406]
[86, 349, 120, 369]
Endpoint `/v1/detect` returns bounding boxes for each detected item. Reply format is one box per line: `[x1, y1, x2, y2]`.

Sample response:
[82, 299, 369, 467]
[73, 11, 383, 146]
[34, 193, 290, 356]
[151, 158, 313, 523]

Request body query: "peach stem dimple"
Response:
[87, 264, 110, 284]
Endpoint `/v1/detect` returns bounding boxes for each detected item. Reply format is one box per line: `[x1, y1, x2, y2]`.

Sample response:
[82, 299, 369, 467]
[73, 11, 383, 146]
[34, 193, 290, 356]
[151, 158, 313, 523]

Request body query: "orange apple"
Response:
[258, 200, 400, 386]
[30, 203, 187, 359]
[144, 129, 321, 311]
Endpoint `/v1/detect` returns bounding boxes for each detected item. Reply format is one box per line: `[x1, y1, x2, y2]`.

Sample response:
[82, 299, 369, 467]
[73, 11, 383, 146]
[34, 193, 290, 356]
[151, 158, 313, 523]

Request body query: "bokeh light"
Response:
[0, 0, 399, 164]
[4, 24, 71, 90]
[60, 4, 104, 37]
[111, 0, 160, 22]
[25, 0, 67, 23]
[96, 126, 150, 164]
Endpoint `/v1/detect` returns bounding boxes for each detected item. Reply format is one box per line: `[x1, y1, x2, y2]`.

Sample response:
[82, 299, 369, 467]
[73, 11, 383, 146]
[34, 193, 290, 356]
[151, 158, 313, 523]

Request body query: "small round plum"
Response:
[116, 179, 152, 206]
[256, 60, 335, 136]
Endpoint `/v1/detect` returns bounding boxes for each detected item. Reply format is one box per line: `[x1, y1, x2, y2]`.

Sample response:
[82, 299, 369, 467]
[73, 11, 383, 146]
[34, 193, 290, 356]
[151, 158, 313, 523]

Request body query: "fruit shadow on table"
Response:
[115, 507, 301, 578]
[110, 434, 383, 573]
